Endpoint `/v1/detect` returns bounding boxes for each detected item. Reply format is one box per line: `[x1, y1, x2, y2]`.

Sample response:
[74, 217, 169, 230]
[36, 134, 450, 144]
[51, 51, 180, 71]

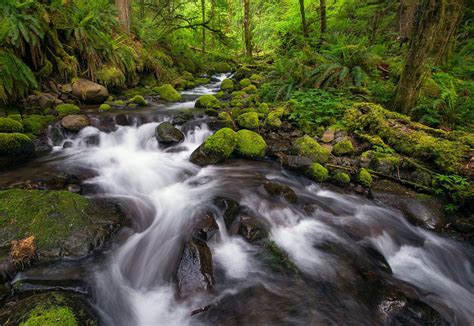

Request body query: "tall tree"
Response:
[243, 0, 252, 57]
[320, 0, 326, 39]
[115, 0, 132, 33]
[202, 0, 206, 53]
[299, 0, 308, 38]
[394, 0, 444, 115]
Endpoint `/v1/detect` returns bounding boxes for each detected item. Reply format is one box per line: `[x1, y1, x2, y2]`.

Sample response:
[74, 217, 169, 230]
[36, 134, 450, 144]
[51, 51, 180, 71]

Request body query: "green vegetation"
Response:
[333, 172, 351, 186]
[332, 139, 354, 156]
[203, 128, 237, 158]
[308, 163, 329, 183]
[99, 104, 112, 111]
[130, 95, 148, 106]
[221, 79, 234, 91]
[235, 129, 267, 159]
[195, 95, 221, 109]
[0, 133, 33, 155]
[55, 104, 80, 117]
[292, 135, 330, 164]
[0, 117, 23, 133]
[238, 112, 259, 130]
[21, 306, 77, 326]
[357, 168, 373, 187]
[155, 84, 181, 102]
[22, 115, 55, 136]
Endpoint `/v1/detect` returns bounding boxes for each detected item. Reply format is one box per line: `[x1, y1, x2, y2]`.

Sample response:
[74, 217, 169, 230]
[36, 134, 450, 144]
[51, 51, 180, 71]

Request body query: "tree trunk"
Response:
[202, 0, 206, 53]
[394, 0, 444, 115]
[115, 0, 132, 33]
[396, 0, 417, 41]
[320, 0, 326, 39]
[299, 0, 308, 38]
[243, 0, 252, 57]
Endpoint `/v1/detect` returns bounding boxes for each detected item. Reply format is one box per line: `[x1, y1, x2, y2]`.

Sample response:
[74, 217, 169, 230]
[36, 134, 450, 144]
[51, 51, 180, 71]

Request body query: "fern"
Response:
[0, 51, 37, 102]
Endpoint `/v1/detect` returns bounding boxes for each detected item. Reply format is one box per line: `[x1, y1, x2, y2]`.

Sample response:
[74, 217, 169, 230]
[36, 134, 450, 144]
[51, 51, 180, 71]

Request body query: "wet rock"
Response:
[172, 111, 193, 125]
[263, 182, 297, 203]
[25, 92, 62, 110]
[214, 197, 241, 230]
[0, 133, 35, 170]
[155, 122, 185, 145]
[192, 213, 219, 242]
[61, 114, 90, 132]
[238, 215, 268, 243]
[177, 239, 213, 298]
[63, 141, 73, 148]
[72, 78, 109, 104]
[0, 292, 98, 325]
[276, 153, 313, 171]
[321, 130, 335, 143]
[190, 144, 223, 166]
[115, 113, 133, 126]
[452, 218, 474, 234]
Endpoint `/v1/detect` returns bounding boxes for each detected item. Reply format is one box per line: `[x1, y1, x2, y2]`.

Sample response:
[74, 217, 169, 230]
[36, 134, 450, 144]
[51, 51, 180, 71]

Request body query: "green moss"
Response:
[99, 104, 112, 111]
[257, 103, 269, 115]
[239, 78, 252, 88]
[204, 108, 218, 116]
[263, 240, 297, 272]
[155, 84, 182, 102]
[231, 91, 246, 99]
[96, 65, 125, 87]
[221, 79, 234, 91]
[0, 189, 91, 250]
[292, 135, 330, 164]
[0, 117, 23, 133]
[308, 163, 328, 182]
[130, 95, 148, 106]
[243, 84, 257, 94]
[21, 306, 77, 326]
[235, 129, 267, 159]
[195, 77, 211, 85]
[195, 95, 221, 109]
[357, 168, 373, 187]
[22, 115, 55, 135]
[7, 114, 22, 122]
[215, 91, 224, 99]
[114, 100, 126, 106]
[333, 172, 351, 186]
[238, 112, 259, 130]
[203, 128, 237, 158]
[250, 74, 264, 83]
[55, 104, 80, 117]
[266, 108, 285, 129]
[0, 133, 33, 155]
[182, 71, 194, 81]
[332, 139, 354, 156]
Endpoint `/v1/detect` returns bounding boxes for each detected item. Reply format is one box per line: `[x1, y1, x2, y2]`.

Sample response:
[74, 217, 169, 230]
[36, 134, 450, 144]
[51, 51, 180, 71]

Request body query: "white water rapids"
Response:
[45, 77, 473, 325]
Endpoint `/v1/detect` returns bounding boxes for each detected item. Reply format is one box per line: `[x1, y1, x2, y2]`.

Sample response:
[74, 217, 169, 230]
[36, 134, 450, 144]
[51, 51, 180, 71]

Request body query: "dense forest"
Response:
[0, 0, 473, 325]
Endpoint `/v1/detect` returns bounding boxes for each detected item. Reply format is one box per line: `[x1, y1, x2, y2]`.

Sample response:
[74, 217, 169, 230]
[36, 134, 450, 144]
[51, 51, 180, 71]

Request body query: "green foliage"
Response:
[433, 174, 471, 204]
[332, 139, 354, 156]
[204, 128, 237, 158]
[292, 135, 330, 164]
[221, 78, 234, 91]
[266, 108, 284, 128]
[240, 78, 252, 88]
[130, 95, 147, 106]
[0, 51, 38, 102]
[0, 117, 23, 133]
[99, 104, 111, 111]
[235, 129, 267, 159]
[195, 95, 221, 109]
[308, 163, 328, 182]
[20, 306, 77, 326]
[333, 172, 351, 186]
[55, 104, 80, 117]
[155, 84, 181, 102]
[22, 115, 55, 135]
[0, 132, 33, 155]
[357, 168, 372, 187]
[238, 112, 259, 130]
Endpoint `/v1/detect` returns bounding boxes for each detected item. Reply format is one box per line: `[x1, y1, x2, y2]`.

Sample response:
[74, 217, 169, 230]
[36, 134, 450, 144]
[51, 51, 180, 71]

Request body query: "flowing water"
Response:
[7, 76, 474, 325]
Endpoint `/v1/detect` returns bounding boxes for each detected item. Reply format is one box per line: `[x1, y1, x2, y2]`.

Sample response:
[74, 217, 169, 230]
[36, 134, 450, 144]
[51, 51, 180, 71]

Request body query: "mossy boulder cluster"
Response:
[292, 135, 331, 164]
[221, 78, 234, 91]
[238, 112, 259, 130]
[235, 130, 267, 159]
[195, 95, 221, 109]
[55, 104, 81, 117]
[155, 84, 182, 102]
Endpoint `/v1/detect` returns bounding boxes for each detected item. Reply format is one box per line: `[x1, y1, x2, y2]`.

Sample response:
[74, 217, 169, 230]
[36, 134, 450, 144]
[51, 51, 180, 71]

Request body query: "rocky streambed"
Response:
[0, 75, 473, 325]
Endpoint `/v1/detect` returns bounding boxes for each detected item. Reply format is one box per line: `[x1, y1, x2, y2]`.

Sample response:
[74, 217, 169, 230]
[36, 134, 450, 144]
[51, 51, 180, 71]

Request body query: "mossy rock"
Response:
[113, 100, 126, 106]
[182, 71, 194, 81]
[250, 74, 264, 84]
[99, 104, 112, 111]
[308, 163, 328, 182]
[55, 104, 80, 117]
[195, 95, 221, 109]
[190, 128, 237, 166]
[332, 139, 354, 156]
[235, 129, 267, 159]
[204, 108, 219, 117]
[266, 108, 285, 129]
[0, 189, 124, 260]
[357, 168, 373, 187]
[96, 65, 125, 88]
[257, 103, 269, 115]
[22, 115, 55, 136]
[7, 114, 22, 122]
[0, 133, 34, 168]
[333, 172, 351, 186]
[215, 91, 224, 99]
[217, 111, 234, 128]
[239, 78, 252, 88]
[238, 112, 259, 130]
[221, 79, 234, 91]
[0, 292, 97, 326]
[155, 84, 182, 102]
[195, 77, 211, 85]
[130, 95, 148, 106]
[292, 135, 331, 164]
[243, 84, 257, 94]
[0, 117, 23, 133]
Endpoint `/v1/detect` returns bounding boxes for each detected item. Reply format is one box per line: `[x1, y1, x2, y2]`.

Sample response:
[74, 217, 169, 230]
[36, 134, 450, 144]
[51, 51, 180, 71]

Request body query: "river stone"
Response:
[177, 239, 213, 298]
[238, 215, 268, 243]
[276, 153, 313, 171]
[61, 114, 90, 132]
[0, 133, 35, 169]
[263, 181, 297, 203]
[190, 144, 226, 166]
[321, 130, 335, 143]
[155, 122, 185, 145]
[192, 213, 219, 242]
[214, 197, 241, 230]
[0, 292, 98, 325]
[72, 78, 109, 104]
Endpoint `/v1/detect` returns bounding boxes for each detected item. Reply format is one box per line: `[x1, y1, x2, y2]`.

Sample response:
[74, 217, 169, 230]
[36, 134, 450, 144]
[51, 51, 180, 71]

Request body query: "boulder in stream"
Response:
[263, 181, 297, 203]
[190, 128, 237, 166]
[0, 133, 35, 169]
[61, 114, 90, 132]
[72, 78, 109, 104]
[155, 122, 185, 145]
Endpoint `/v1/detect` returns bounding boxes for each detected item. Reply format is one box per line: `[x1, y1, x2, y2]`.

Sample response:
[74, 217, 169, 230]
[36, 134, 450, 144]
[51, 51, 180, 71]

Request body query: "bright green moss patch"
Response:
[266, 108, 285, 129]
[243, 84, 257, 93]
[182, 71, 194, 81]
[21, 306, 77, 326]
[0, 133, 33, 155]
[22, 115, 55, 135]
[357, 168, 373, 187]
[0, 117, 23, 133]
[257, 103, 269, 115]
[55, 104, 80, 117]
[239, 78, 252, 88]
[238, 112, 259, 129]
[235, 129, 267, 159]
[155, 84, 182, 102]
[114, 100, 126, 106]
[221, 78, 234, 91]
[308, 163, 328, 182]
[203, 127, 237, 158]
[99, 104, 112, 111]
[195, 94, 221, 109]
[195, 77, 211, 85]
[292, 135, 330, 164]
[333, 172, 351, 186]
[7, 114, 22, 122]
[96, 65, 125, 87]
[250, 74, 264, 84]
[130, 95, 148, 106]
[332, 139, 354, 156]
[0, 189, 91, 251]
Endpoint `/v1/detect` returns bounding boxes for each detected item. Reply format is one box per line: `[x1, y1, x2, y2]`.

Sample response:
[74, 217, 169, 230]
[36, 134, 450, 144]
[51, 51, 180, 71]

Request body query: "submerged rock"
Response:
[176, 239, 213, 298]
[61, 115, 90, 132]
[192, 213, 219, 242]
[72, 78, 109, 104]
[155, 122, 185, 145]
[263, 182, 297, 203]
[238, 214, 268, 243]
